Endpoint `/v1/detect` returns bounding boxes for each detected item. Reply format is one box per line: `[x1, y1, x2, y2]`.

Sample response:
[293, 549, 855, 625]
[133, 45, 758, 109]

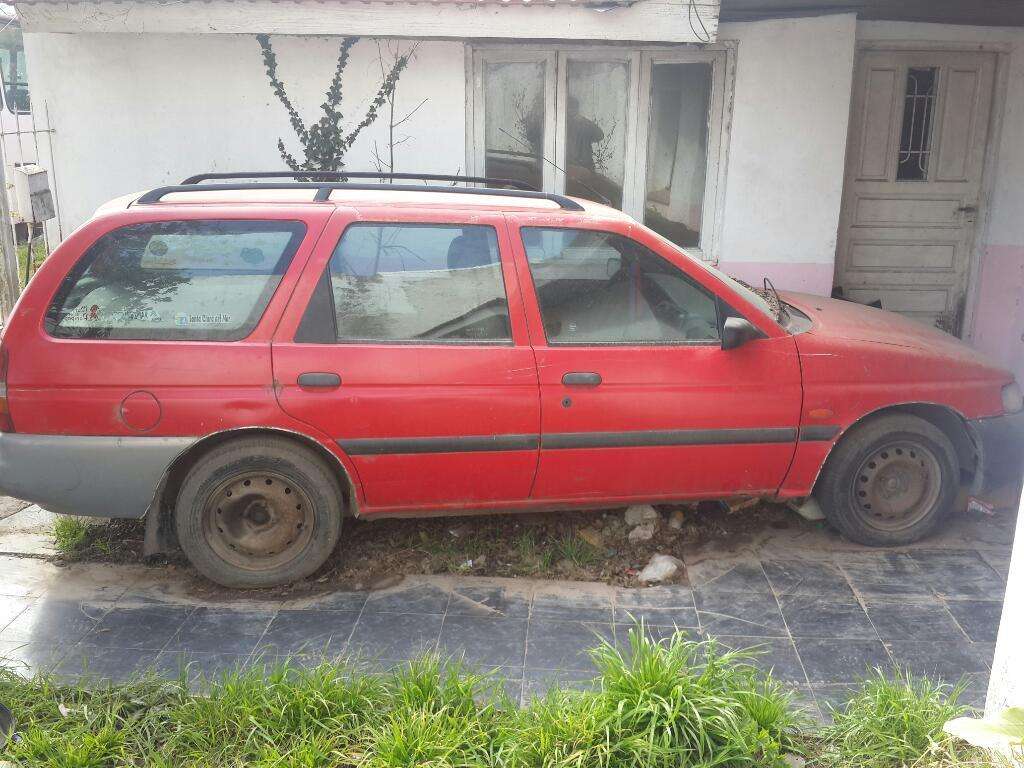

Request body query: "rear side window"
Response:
[298, 223, 511, 343]
[45, 220, 306, 341]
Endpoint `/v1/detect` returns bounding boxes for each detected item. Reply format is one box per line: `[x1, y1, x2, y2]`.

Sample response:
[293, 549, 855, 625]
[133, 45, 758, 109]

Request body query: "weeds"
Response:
[817, 668, 987, 768]
[0, 628, 1000, 768]
[52, 516, 88, 555]
[554, 535, 599, 568]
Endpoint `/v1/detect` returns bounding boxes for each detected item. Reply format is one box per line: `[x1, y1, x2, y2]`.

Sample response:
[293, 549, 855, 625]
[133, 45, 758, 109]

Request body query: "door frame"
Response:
[837, 39, 1011, 340]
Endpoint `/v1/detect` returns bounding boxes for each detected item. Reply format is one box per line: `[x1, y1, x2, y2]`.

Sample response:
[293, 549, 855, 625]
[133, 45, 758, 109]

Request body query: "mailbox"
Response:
[12, 164, 55, 223]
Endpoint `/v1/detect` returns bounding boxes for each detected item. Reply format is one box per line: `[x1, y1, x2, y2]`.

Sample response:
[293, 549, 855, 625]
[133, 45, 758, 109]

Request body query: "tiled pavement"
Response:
[0, 540, 1008, 719]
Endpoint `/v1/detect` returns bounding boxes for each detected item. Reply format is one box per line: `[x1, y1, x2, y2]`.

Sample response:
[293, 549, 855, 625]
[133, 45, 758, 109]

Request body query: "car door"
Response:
[272, 207, 541, 512]
[509, 220, 802, 502]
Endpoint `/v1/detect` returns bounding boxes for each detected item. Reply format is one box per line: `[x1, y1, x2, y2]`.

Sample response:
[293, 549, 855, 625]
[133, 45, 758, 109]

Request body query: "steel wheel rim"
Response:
[202, 470, 315, 572]
[850, 440, 943, 532]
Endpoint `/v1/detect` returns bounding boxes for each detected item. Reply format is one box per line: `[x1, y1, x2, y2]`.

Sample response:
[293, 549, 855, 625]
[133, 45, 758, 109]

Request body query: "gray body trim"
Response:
[0, 433, 195, 518]
[338, 427, 806, 455]
[339, 434, 539, 455]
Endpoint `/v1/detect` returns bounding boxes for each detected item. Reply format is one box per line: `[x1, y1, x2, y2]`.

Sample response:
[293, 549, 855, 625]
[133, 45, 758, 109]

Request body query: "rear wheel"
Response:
[175, 437, 343, 588]
[815, 414, 958, 546]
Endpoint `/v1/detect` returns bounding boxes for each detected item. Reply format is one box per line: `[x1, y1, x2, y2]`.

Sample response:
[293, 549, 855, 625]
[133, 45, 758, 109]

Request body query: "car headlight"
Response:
[1002, 382, 1023, 414]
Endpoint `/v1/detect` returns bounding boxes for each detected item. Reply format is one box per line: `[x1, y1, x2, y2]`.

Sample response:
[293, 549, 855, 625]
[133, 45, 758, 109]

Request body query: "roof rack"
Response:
[135, 172, 586, 211]
[180, 171, 537, 190]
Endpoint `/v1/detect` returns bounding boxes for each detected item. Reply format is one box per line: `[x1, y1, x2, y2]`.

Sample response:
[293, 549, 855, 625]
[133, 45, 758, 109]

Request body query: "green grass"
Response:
[816, 668, 989, 768]
[0, 628, 1002, 768]
[16, 241, 47, 289]
[554, 534, 599, 568]
[52, 516, 89, 555]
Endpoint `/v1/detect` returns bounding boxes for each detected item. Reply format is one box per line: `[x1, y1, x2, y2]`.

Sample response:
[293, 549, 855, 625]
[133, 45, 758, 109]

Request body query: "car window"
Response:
[300, 223, 511, 343]
[522, 227, 720, 344]
[45, 220, 306, 341]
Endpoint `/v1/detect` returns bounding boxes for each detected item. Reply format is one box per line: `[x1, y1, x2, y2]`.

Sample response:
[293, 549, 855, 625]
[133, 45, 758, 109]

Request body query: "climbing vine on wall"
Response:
[256, 34, 411, 173]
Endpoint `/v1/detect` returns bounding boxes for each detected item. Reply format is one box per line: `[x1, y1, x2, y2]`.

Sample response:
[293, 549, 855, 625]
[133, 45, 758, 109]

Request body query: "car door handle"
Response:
[297, 372, 342, 389]
[562, 372, 602, 387]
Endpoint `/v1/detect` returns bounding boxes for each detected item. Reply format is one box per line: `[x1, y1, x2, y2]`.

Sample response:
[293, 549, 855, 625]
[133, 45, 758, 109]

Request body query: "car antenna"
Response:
[497, 128, 613, 206]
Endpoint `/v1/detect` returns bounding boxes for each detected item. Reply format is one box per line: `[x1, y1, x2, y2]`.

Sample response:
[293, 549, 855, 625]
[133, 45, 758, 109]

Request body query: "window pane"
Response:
[566, 60, 629, 209]
[45, 220, 305, 341]
[484, 61, 545, 191]
[896, 67, 938, 182]
[330, 224, 510, 342]
[644, 63, 712, 249]
[522, 227, 719, 344]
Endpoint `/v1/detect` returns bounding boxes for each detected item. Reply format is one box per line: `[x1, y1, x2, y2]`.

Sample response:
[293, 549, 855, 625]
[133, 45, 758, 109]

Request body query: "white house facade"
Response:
[8, 3, 1024, 377]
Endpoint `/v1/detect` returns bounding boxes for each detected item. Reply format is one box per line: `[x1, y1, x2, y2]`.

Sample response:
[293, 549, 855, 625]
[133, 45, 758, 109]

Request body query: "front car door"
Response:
[272, 207, 540, 513]
[509, 219, 803, 502]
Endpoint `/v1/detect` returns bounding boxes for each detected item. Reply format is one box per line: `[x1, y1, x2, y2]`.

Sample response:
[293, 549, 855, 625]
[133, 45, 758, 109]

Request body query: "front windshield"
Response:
[645, 230, 782, 324]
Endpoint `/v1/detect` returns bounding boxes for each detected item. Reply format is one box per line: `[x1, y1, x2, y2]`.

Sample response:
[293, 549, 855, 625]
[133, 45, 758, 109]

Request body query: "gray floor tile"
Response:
[0, 596, 33, 633]
[81, 605, 193, 651]
[522, 667, 598, 702]
[979, 550, 1011, 581]
[836, 553, 932, 597]
[907, 550, 1005, 599]
[763, 560, 855, 598]
[532, 589, 612, 622]
[795, 638, 892, 684]
[788, 684, 824, 724]
[448, 585, 531, 619]
[1, 599, 110, 644]
[713, 635, 808, 685]
[438, 615, 528, 669]
[56, 645, 160, 683]
[255, 609, 360, 657]
[525, 619, 613, 672]
[614, 585, 695, 608]
[687, 560, 772, 594]
[887, 640, 992, 685]
[614, 605, 699, 627]
[779, 595, 875, 639]
[292, 590, 368, 612]
[363, 583, 450, 615]
[165, 608, 274, 656]
[695, 590, 787, 637]
[945, 599, 1003, 643]
[0, 638, 70, 675]
[346, 611, 443, 661]
[864, 598, 966, 643]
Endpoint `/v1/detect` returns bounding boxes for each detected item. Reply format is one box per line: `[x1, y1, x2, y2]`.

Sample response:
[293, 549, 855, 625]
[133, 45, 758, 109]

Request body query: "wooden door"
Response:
[836, 50, 996, 334]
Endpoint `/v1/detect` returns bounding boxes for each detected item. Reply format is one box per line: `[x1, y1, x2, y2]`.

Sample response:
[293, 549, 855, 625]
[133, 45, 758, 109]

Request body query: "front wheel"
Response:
[175, 437, 343, 588]
[815, 414, 958, 546]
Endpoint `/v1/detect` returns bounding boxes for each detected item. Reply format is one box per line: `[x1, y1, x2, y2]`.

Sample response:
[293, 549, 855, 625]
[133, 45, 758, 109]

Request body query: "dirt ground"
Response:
[60, 501, 817, 598]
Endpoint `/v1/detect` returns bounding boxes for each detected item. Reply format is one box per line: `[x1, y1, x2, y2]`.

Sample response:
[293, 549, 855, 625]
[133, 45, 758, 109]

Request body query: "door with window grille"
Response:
[835, 50, 996, 334]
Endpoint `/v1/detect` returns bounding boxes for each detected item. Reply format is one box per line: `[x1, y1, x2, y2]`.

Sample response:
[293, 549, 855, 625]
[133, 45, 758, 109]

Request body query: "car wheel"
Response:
[175, 436, 343, 588]
[815, 414, 958, 547]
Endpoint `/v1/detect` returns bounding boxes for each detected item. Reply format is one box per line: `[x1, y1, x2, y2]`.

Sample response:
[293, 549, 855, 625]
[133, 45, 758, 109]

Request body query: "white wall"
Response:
[22, 33, 467, 233]
[716, 13, 857, 295]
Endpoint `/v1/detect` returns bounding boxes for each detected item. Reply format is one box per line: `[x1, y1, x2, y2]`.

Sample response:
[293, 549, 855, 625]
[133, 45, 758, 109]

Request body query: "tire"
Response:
[175, 436, 343, 588]
[815, 414, 958, 547]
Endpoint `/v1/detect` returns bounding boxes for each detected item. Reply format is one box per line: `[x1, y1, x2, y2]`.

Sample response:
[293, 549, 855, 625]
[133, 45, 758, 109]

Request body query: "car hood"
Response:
[781, 291, 1008, 374]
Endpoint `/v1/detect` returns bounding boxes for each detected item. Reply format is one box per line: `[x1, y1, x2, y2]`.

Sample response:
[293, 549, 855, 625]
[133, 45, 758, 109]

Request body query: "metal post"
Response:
[0, 157, 19, 322]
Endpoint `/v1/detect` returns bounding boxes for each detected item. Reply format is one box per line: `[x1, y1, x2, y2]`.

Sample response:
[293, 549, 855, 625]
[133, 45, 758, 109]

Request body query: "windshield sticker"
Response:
[174, 312, 233, 327]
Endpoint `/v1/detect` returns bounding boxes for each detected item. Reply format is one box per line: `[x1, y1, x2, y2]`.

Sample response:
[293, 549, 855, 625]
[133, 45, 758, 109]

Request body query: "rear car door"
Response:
[272, 208, 541, 513]
[510, 221, 803, 502]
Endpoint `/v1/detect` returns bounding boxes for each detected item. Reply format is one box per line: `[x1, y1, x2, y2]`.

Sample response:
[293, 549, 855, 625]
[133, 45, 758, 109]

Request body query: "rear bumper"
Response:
[967, 412, 1024, 495]
[0, 433, 194, 518]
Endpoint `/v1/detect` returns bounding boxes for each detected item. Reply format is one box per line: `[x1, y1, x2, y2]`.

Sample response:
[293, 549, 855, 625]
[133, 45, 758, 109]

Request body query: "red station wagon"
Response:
[0, 173, 1020, 588]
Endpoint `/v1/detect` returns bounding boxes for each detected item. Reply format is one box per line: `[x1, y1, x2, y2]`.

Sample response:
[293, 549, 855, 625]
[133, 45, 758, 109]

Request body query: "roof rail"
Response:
[135, 181, 586, 211]
[180, 171, 537, 191]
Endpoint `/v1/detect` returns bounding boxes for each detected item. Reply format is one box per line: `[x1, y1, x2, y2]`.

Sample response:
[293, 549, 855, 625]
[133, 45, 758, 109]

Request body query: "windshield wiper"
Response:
[763, 277, 791, 326]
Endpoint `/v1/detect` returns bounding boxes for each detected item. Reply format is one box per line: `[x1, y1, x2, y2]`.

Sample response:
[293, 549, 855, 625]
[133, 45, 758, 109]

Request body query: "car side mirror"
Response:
[721, 317, 762, 351]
